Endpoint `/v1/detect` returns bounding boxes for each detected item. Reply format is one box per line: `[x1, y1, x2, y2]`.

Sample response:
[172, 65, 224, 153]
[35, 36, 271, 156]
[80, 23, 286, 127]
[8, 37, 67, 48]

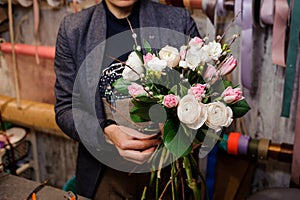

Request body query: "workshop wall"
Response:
[0, 1, 297, 194]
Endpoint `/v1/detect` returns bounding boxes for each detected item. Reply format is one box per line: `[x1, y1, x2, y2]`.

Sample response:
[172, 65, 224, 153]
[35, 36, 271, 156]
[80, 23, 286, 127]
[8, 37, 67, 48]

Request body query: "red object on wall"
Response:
[0, 42, 55, 60]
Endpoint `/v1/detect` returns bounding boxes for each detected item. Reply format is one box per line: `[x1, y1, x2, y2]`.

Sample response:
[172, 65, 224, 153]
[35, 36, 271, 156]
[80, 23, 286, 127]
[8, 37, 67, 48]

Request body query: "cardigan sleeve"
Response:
[54, 17, 110, 150]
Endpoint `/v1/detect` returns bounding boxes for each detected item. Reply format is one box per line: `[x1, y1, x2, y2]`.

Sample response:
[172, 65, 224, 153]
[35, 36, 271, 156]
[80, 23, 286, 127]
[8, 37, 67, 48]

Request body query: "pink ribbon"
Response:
[271, 0, 289, 67]
[260, 0, 275, 27]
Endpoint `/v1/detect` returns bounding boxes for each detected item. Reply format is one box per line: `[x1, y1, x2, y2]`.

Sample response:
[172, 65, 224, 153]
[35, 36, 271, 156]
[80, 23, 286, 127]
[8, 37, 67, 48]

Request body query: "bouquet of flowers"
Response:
[112, 33, 250, 199]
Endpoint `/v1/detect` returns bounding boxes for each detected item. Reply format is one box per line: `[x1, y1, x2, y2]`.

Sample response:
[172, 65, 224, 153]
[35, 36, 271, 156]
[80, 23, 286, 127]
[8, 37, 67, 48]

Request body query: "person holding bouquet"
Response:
[54, 0, 199, 199]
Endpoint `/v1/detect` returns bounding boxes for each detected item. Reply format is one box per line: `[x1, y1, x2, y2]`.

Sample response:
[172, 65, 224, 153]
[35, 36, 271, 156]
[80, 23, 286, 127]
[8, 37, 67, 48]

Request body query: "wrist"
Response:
[100, 119, 117, 130]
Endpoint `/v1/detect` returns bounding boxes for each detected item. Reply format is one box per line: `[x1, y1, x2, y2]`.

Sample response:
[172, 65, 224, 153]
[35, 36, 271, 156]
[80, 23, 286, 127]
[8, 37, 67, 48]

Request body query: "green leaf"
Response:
[143, 40, 152, 54]
[179, 83, 189, 97]
[230, 99, 251, 118]
[134, 96, 159, 104]
[133, 45, 144, 63]
[163, 120, 193, 157]
[130, 105, 151, 122]
[112, 78, 131, 94]
[170, 85, 178, 95]
[223, 80, 233, 88]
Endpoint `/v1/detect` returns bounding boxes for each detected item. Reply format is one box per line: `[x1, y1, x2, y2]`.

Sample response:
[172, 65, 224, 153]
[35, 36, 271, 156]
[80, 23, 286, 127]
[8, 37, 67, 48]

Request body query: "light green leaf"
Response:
[113, 78, 131, 94]
[143, 40, 152, 54]
[179, 83, 189, 97]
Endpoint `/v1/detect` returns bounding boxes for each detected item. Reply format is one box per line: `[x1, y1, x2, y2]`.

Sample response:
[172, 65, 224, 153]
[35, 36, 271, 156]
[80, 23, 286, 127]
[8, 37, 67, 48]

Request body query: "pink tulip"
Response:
[203, 64, 219, 85]
[143, 53, 155, 64]
[219, 56, 237, 76]
[128, 83, 146, 97]
[221, 86, 244, 104]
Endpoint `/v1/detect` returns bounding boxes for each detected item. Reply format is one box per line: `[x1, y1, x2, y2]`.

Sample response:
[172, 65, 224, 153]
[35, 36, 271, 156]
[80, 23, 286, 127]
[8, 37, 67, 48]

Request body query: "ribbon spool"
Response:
[227, 132, 241, 155]
[279, 143, 293, 163]
[268, 143, 281, 160]
[248, 138, 259, 158]
[235, 0, 254, 90]
[257, 138, 270, 160]
[238, 135, 250, 155]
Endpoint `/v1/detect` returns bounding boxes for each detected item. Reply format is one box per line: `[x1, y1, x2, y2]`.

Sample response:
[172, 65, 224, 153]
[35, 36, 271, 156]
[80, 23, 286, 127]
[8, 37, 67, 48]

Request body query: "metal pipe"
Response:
[0, 95, 66, 138]
[0, 42, 55, 60]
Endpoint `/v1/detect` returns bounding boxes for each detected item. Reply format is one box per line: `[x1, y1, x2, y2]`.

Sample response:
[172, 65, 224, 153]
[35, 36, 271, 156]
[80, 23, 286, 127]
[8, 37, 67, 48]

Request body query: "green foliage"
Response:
[130, 96, 160, 122]
[163, 119, 193, 157]
[230, 99, 251, 118]
[112, 78, 131, 94]
[143, 40, 152, 54]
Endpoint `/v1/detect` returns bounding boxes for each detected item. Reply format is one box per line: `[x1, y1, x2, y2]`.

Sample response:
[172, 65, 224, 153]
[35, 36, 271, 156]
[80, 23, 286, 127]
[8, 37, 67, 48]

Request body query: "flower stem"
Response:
[183, 156, 201, 200]
[141, 186, 147, 200]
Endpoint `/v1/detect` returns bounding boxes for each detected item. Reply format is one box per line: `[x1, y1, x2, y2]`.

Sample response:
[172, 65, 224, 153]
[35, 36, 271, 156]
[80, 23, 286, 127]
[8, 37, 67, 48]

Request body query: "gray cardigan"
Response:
[54, 0, 199, 198]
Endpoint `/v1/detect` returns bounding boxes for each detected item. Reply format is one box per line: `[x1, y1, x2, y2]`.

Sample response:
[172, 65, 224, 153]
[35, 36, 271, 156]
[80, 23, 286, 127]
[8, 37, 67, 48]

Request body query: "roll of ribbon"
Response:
[268, 143, 281, 160]
[248, 138, 259, 158]
[271, 0, 289, 67]
[257, 138, 271, 160]
[235, 0, 254, 90]
[238, 135, 250, 155]
[260, 0, 274, 27]
[279, 143, 293, 163]
[227, 132, 241, 155]
[219, 133, 228, 152]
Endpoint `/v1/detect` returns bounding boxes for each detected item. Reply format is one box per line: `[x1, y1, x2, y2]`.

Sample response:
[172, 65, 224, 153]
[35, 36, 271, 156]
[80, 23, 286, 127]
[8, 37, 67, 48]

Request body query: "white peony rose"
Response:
[198, 48, 210, 64]
[177, 94, 207, 129]
[146, 57, 167, 72]
[159, 45, 180, 68]
[201, 41, 222, 61]
[179, 60, 188, 68]
[185, 50, 201, 70]
[122, 51, 144, 81]
[205, 101, 233, 130]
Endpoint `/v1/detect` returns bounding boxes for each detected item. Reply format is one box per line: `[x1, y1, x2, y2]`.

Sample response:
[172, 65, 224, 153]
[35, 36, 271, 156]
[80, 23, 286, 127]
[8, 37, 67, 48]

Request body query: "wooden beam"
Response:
[0, 95, 67, 138]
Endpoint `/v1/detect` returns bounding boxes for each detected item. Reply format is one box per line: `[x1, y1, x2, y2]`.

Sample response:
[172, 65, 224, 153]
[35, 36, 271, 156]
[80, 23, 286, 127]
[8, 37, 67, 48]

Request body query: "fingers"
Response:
[103, 125, 161, 164]
[116, 146, 156, 164]
[104, 125, 161, 150]
[118, 138, 161, 151]
[119, 126, 159, 139]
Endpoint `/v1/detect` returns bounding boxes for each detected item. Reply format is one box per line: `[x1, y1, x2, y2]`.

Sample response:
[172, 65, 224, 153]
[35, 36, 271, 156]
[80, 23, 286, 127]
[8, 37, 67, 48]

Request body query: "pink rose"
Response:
[221, 86, 244, 104]
[143, 53, 155, 64]
[163, 94, 180, 108]
[189, 84, 206, 100]
[189, 37, 203, 46]
[128, 83, 146, 97]
[203, 64, 219, 85]
[219, 55, 237, 76]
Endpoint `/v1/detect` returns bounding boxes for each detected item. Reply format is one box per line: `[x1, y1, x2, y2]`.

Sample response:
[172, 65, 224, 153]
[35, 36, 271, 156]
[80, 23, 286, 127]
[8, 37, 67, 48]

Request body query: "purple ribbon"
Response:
[238, 135, 250, 155]
[235, 0, 253, 90]
[217, 0, 227, 16]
